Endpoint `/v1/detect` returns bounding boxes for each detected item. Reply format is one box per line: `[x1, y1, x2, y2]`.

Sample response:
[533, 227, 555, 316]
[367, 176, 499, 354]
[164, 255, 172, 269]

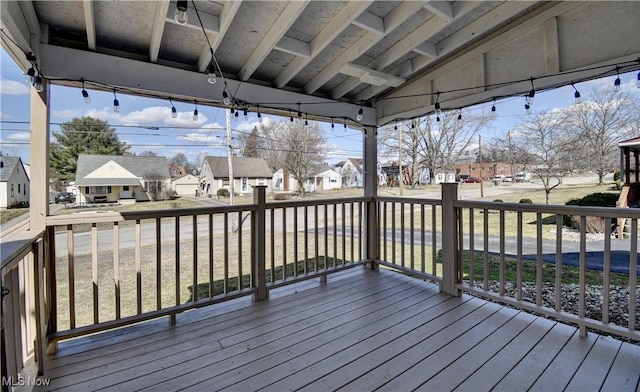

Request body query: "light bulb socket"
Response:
[230, 107, 235, 114]
[574, 91, 581, 100]
[171, 106, 177, 118]
[614, 77, 621, 92]
[82, 89, 91, 104]
[32, 76, 44, 92]
[175, 0, 188, 25]
[243, 109, 248, 121]
[356, 107, 364, 122]
[113, 99, 120, 112]
[193, 109, 198, 121]
[222, 91, 231, 106]
[257, 112, 263, 123]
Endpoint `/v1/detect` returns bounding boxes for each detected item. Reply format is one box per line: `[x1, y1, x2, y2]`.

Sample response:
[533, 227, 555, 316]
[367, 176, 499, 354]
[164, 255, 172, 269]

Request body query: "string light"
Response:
[331, 117, 334, 129]
[457, 109, 462, 120]
[434, 92, 441, 114]
[174, 0, 188, 25]
[613, 67, 621, 92]
[289, 110, 293, 122]
[636, 69, 640, 89]
[222, 90, 231, 105]
[344, 118, 347, 129]
[81, 79, 91, 104]
[169, 98, 177, 118]
[356, 102, 363, 122]
[113, 89, 120, 113]
[524, 102, 532, 115]
[207, 63, 217, 84]
[305, 113, 309, 127]
[491, 99, 496, 116]
[257, 105, 263, 123]
[297, 102, 302, 118]
[526, 78, 535, 105]
[192, 101, 198, 121]
[243, 108, 249, 121]
[32, 76, 44, 92]
[572, 83, 581, 103]
[24, 67, 35, 84]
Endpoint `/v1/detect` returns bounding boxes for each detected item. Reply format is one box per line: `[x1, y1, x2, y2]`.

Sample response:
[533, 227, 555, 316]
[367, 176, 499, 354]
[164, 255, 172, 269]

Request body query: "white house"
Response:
[171, 174, 200, 196]
[200, 156, 272, 196]
[311, 168, 342, 191]
[273, 167, 342, 193]
[74, 154, 171, 203]
[0, 156, 30, 208]
[334, 158, 363, 188]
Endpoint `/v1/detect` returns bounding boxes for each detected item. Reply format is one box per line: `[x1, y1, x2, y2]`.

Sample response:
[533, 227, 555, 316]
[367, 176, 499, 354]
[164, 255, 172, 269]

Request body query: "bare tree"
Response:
[280, 119, 327, 194]
[379, 111, 493, 185]
[143, 170, 168, 201]
[563, 85, 640, 185]
[514, 110, 572, 204]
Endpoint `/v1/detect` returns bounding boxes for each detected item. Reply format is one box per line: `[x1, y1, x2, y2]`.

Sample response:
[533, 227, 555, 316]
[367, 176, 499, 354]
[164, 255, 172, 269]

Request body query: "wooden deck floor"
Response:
[36, 267, 639, 391]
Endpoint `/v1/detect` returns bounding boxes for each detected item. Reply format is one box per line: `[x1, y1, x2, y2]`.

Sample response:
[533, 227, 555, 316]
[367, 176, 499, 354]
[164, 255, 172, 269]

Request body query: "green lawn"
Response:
[0, 208, 29, 225]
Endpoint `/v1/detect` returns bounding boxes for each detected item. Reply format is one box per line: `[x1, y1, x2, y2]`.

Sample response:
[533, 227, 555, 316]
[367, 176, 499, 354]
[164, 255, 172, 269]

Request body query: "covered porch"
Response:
[1, 1, 639, 390]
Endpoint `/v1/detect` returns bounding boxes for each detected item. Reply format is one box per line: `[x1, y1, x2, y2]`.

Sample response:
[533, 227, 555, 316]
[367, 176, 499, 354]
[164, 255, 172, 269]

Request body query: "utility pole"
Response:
[226, 108, 234, 206]
[508, 130, 514, 181]
[479, 135, 484, 198]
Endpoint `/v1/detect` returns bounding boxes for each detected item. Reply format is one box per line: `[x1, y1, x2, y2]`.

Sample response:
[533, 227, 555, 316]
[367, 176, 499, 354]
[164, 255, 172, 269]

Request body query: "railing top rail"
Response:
[455, 199, 640, 218]
[0, 229, 45, 272]
[45, 204, 258, 226]
[265, 196, 371, 209]
[376, 196, 443, 205]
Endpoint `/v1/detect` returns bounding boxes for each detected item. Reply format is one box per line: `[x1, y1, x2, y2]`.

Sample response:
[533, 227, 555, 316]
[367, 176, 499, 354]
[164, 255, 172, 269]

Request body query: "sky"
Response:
[1, 47, 638, 167]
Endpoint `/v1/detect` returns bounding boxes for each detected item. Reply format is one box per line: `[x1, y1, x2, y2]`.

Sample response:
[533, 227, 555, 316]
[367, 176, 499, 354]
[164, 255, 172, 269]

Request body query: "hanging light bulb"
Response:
[243, 109, 249, 121]
[207, 63, 217, 85]
[572, 84, 581, 104]
[356, 103, 363, 122]
[234, 110, 239, 118]
[113, 90, 120, 113]
[81, 80, 91, 104]
[222, 90, 231, 106]
[613, 67, 621, 92]
[636, 70, 640, 89]
[344, 118, 347, 129]
[193, 101, 198, 121]
[169, 98, 178, 118]
[457, 110, 462, 121]
[305, 113, 309, 127]
[526, 78, 536, 105]
[331, 118, 334, 129]
[491, 99, 496, 116]
[257, 106, 263, 123]
[230, 107, 235, 115]
[289, 110, 293, 122]
[297, 103, 302, 118]
[24, 67, 35, 84]
[174, 0, 188, 25]
[411, 120, 415, 129]
[525, 103, 532, 115]
[32, 76, 44, 93]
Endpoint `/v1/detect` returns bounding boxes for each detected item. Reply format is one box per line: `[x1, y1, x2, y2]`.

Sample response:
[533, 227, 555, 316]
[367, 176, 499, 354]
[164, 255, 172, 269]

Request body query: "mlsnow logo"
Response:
[2, 375, 51, 387]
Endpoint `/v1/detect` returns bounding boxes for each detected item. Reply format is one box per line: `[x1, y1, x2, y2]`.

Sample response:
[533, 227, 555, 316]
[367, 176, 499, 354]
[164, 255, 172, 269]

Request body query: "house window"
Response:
[241, 177, 248, 193]
[330, 178, 337, 183]
[87, 186, 112, 194]
[123, 186, 130, 191]
[11, 184, 14, 197]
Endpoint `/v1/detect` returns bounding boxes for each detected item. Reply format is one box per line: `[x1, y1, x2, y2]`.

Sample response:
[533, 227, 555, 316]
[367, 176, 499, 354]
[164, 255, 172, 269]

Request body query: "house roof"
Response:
[0, 157, 23, 182]
[75, 154, 169, 185]
[204, 156, 272, 178]
[336, 158, 364, 173]
[619, 137, 640, 151]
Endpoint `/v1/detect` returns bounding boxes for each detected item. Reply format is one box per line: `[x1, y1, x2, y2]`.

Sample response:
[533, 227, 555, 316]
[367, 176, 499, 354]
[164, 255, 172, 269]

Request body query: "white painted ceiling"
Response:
[1, 1, 639, 126]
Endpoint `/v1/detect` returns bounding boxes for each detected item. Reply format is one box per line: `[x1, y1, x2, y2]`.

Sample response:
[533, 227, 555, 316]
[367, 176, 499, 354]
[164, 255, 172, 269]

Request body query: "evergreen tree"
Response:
[242, 126, 261, 158]
[50, 117, 127, 182]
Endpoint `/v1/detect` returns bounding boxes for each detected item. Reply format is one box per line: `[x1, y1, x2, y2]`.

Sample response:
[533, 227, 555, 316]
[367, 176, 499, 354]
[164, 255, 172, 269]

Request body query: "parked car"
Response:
[54, 192, 76, 204]
[515, 171, 532, 182]
[492, 175, 505, 185]
[463, 177, 482, 183]
[457, 174, 470, 183]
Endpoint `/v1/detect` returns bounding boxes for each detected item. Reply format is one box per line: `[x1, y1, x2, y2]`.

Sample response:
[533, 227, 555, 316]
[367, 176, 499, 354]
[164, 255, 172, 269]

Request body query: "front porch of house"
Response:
[30, 267, 640, 391]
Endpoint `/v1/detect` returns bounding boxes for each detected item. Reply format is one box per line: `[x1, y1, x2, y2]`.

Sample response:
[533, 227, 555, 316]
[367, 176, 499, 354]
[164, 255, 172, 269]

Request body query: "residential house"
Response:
[0, 156, 29, 208]
[74, 154, 171, 203]
[200, 156, 272, 196]
[273, 167, 342, 193]
[334, 158, 363, 187]
[171, 174, 200, 196]
[452, 162, 520, 180]
[168, 164, 186, 178]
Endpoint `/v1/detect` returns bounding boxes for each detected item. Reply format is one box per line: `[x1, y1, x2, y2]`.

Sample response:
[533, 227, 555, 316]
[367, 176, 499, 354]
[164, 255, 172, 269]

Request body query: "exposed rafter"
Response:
[239, 0, 310, 81]
[424, 1, 454, 22]
[303, 1, 427, 94]
[82, 0, 96, 51]
[273, 0, 374, 88]
[196, 0, 242, 73]
[149, 0, 170, 63]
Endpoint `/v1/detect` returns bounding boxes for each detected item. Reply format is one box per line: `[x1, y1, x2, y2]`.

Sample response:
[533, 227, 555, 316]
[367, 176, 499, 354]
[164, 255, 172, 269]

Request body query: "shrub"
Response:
[564, 192, 619, 233]
[613, 169, 621, 181]
[273, 192, 291, 201]
[493, 199, 503, 203]
[519, 198, 533, 204]
[615, 179, 622, 190]
[216, 188, 230, 198]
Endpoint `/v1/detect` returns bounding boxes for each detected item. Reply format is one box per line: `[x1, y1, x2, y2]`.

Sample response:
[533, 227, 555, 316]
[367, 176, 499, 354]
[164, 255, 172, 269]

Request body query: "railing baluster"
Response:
[324, 203, 329, 269]
[410, 203, 415, 270]
[136, 219, 142, 314]
[499, 210, 505, 295]
[516, 211, 523, 302]
[350, 202, 355, 263]
[175, 217, 180, 305]
[223, 213, 229, 294]
[333, 203, 338, 267]
[358, 201, 363, 261]
[92, 223, 99, 324]
[271, 208, 275, 281]
[113, 222, 120, 319]
[314, 205, 319, 271]
[294, 205, 299, 276]
[342, 203, 346, 265]
[420, 204, 425, 273]
[304, 206, 308, 274]
[391, 202, 396, 265]
[469, 208, 474, 287]
[629, 219, 637, 331]
[238, 211, 243, 290]
[382, 201, 387, 262]
[156, 218, 161, 309]
[400, 202, 405, 267]
[536, 212, 542, 306]
[283, 207, 288, 277]
[67, 224, 75, 329]
[579, 216, 587, 336]
[483, 209, 489, 290]
[603, 217, 611, 323]
[432, 205, 437, 277]
[192, 215, 198, 301]
[209, 214, 214, 297]
[555, 213, 563, 311]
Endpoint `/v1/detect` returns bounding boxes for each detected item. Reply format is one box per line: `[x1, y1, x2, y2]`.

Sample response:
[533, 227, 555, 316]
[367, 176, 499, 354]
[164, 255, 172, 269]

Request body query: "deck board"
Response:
[34, 267, 640, 392]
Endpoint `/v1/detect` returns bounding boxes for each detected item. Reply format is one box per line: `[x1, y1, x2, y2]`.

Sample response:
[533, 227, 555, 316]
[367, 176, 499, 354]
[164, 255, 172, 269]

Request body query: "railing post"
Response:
[363, 125, 379, 269]
[441, 183, 460, 296]
[252, 186, 268, 301]
[46, 226, 58, 354]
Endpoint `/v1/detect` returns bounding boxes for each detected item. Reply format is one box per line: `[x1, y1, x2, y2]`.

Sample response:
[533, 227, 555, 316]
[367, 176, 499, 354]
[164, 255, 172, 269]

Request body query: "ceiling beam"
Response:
[413, 42, 438, 58]
[353, 1, 540, 102]
[273, 0, 374, 88]
[0, 1, 34, 69]
[38, 44, 376, 125]
[303, 1, 427, 95]
[82, 0, 96, 51]
[274, 36, 311, 58]
[17, 1, 41, 49]
[197, 0, 242, 72]
[352, 11, 385, 35]
[238, 0, 310, 81]
[424, 1, 454, 22]
[149, 0, 170, 63]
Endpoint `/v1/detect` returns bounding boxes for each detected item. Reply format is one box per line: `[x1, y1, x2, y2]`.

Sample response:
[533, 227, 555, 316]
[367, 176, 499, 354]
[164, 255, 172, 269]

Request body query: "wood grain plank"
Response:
[565, 335, 623, 391]
[600, 341, 640, 391]
[491, 322, 577, 391]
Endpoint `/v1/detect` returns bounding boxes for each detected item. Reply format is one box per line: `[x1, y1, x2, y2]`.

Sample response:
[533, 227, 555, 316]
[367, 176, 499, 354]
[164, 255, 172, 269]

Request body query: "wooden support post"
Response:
[441, 183, 460, 296]
[33, 239, 46, 375]
[363, 126, 379, 270]
[29, 80, 50, 231]
[252, 186, 268, 301]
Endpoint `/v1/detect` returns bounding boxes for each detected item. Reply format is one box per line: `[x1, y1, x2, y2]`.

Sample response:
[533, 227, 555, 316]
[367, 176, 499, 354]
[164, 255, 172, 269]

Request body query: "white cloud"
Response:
[52, 109, 82, 119]
[0, 79, 30, 96]
[7, 132, 31, 141]
[177, 132, 226, 144]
